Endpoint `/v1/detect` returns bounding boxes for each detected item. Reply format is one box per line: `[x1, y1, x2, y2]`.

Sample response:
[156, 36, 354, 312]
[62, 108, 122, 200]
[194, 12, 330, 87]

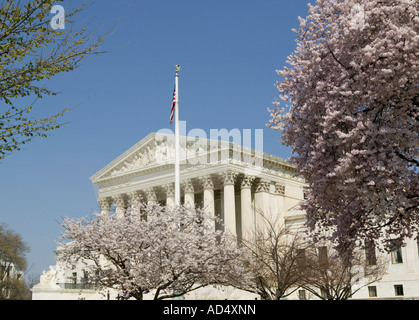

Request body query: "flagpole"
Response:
[174, 65, 181, 206]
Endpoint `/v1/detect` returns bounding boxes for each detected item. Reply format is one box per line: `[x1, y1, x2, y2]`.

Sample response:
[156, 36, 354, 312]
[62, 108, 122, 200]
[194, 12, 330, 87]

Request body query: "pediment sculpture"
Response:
[107, 139, 178, 177]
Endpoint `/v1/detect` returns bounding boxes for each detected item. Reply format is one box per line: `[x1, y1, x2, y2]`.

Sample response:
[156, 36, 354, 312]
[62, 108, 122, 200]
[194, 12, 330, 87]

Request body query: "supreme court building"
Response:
[32, 132, 419, 300]
[32, 131, 306, 300]
[91, 132, 306, 240]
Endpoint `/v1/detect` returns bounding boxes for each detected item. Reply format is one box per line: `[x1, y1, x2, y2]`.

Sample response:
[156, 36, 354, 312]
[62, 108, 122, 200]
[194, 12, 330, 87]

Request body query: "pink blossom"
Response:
[57, 203, 246, 299]
[268, 0, 418, 252]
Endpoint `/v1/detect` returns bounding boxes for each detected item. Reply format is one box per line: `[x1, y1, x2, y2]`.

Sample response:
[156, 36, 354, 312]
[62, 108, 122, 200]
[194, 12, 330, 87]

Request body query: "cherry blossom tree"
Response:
[57, 203, 246, 300]
[269, 0, 418, 252]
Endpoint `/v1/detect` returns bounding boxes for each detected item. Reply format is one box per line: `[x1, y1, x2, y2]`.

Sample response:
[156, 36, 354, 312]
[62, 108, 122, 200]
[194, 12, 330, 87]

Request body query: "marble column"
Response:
[240, 175, 254, 239]
[200, 175, 215, 229]
[254, 179, 270, 230]
[145, 188, 157, 205]
[165, 183, 175, 208]
[222, 170, 237, 238]
[128, 191, 141, 211]
[183, 179, 195, 208]
[114, 194, 127, 218]
[274, 182, 286, 229]
[98, 197, 111, 215]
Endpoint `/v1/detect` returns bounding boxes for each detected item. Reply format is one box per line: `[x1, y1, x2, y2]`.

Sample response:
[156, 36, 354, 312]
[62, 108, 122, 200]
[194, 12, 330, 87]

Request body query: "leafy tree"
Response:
[0, 276, 31, 300]
[57, 203, 246, 300]
[0, 223, 30, 299]
[269, 0, 418, 252]
[0, 0, 105, 160]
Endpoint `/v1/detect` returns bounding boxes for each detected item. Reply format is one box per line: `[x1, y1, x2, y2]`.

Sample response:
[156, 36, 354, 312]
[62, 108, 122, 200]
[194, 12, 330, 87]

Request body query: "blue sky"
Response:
[0, 0, 311, 281]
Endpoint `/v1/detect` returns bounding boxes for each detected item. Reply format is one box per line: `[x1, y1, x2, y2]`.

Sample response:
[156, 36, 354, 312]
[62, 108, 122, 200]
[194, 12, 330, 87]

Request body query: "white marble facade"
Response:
[90, 132, 307, 242]
[32, 132, 419, 300]
[32, 132, 306, 300]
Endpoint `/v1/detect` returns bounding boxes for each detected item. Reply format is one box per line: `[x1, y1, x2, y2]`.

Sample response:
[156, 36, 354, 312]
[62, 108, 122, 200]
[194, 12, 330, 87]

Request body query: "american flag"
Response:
[170, 86, 176, 124]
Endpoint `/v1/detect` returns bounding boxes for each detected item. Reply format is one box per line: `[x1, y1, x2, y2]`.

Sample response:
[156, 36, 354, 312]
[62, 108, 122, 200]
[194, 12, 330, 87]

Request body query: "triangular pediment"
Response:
[90, 132, 178, 182]
[90, 132, 297, 184]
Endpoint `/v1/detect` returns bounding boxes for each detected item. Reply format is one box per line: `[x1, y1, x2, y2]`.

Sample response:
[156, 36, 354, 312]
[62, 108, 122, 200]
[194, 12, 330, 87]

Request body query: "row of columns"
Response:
[98, 170, 286, 239]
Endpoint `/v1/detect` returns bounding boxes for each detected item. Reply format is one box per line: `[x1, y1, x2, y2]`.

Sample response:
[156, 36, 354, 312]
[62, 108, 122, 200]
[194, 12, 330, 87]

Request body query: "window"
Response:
[368, 286, 377, 297]
[318, 246, 328, 267]
[320, 288, 328, 299]
[394, 285, 404, 296]
[296, 249, 307, 267]
[365, 240, 377, 266]
[390, 244, 403, 264]
[298, 289, 307, 300]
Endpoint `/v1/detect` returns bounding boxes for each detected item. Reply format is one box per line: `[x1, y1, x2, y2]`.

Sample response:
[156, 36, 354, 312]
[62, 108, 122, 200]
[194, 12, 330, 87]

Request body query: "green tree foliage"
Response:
[0, 223, 31, 299]
[0, 0, 105, 159]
